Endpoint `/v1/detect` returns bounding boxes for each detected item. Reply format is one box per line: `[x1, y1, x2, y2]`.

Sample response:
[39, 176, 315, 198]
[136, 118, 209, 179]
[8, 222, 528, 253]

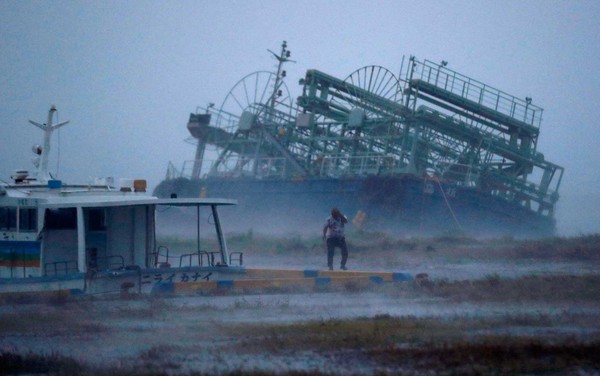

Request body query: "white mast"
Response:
[28, 105, 69, 183]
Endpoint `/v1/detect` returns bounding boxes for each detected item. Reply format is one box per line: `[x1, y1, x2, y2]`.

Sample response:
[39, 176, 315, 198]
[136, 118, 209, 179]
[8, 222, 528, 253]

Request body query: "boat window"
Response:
[19, 208, 37, 232]
[88, 208, 106, 231]
[44, 208, 77, 229]
[0, 207, 17, 230]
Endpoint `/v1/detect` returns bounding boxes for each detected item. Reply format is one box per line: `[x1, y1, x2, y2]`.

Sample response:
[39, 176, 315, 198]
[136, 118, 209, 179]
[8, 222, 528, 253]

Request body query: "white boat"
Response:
[0, 106, 246, 296]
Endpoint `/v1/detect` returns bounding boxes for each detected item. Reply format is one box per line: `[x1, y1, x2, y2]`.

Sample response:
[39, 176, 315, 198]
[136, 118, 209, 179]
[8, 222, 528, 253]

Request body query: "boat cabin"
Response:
[0, 184, 236, 279]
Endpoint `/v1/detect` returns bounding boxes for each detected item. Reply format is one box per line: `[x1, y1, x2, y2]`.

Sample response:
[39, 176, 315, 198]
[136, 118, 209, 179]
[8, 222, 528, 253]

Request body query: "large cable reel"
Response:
[216, 71, 293, 133]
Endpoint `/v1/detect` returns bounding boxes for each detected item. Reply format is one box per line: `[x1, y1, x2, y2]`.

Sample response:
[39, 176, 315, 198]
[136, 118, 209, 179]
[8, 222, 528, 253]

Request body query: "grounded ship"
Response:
[154, 42, 564, 238]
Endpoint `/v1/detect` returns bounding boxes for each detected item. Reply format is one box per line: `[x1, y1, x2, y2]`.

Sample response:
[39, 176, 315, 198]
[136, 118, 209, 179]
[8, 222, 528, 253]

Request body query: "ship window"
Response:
[45, 208, 77, 229]
[0, 207, 17, 230]
[19, 208, 37, 231]
[88, 209, 106, 231]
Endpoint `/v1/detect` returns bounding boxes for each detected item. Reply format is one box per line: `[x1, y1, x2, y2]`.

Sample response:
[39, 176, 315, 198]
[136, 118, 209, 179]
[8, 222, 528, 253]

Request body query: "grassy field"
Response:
[1, 233, 599, 375]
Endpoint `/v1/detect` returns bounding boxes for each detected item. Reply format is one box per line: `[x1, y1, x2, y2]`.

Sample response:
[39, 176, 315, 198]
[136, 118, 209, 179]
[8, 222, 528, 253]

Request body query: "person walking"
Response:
[322, 208, 349, 270]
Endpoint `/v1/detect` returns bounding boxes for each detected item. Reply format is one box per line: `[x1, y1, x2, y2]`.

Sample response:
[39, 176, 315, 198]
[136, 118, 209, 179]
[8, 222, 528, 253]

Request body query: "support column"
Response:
[77, 206, 86, 273]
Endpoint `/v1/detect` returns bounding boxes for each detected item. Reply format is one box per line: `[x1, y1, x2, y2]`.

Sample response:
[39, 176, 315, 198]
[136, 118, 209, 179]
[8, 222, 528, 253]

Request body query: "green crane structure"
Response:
[179, 42, 563, 222]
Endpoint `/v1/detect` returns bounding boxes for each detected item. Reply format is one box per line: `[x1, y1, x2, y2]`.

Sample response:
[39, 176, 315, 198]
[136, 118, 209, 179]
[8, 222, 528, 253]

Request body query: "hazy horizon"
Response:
[2, 0, 599, 236]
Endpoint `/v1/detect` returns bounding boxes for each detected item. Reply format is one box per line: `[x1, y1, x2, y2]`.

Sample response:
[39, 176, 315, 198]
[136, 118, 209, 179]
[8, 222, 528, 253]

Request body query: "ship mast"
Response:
[28, 105, 69, 183]
[267, 40, 294, 120]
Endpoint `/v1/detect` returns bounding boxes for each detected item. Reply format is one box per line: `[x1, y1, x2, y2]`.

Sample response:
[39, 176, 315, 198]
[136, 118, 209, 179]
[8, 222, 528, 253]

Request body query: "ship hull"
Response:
[154, 175, 555, 238]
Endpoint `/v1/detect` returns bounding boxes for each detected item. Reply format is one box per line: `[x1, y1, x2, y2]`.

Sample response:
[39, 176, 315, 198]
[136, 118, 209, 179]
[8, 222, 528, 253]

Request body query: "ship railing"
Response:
[179, 160, 196, 179]
[484, 169, 559, 214]
[200, 154, 401, 178]
[199, 157, 289, 180]
[199, 101, 296, 135]
[317, 155, 400, 177]
[415, 105, 535, 154]
[177, 159, 216, 180]
[254, 157, 288, 178]
[211, 107, 243, 134]
[176, 152, 492, 180]
[247, 102, 297, 127]
[408, 58, 543, 129]
[414, 105, 564, 192]
[165, 161, 182, 180]
[173, 159, 214, 180]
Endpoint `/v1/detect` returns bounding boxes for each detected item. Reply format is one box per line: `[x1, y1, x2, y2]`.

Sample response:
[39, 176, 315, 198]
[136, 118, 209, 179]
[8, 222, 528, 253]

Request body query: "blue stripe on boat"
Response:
[392, 272, 413, 282]
[369, 276, 384, 284]
[303, 270, 318, 278]
[315, 277, 331, 287]
[217, 280, 234, 289]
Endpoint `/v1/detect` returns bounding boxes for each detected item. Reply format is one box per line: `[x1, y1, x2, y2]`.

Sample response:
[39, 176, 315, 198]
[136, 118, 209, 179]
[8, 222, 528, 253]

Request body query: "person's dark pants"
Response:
[326, 236, 348, 269]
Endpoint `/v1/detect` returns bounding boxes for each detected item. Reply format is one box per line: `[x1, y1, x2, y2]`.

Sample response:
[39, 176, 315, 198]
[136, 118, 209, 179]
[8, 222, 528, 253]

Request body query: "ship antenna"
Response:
[28, 105, 70, 183]
[266, 41, 295, 119]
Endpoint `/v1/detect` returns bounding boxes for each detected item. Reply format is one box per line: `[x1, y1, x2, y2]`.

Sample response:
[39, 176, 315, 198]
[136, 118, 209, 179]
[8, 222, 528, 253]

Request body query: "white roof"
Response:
[0, 184, 237, 208]
[40, 197, 238, 209]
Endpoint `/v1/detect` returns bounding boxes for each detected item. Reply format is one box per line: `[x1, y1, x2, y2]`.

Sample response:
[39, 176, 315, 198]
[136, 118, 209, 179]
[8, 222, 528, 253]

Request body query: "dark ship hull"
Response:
[154, 175, 555, 238]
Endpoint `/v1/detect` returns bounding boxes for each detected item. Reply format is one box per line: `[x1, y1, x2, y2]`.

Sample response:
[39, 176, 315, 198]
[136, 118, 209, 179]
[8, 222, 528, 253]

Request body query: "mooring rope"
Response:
[435, 178, 463, 232]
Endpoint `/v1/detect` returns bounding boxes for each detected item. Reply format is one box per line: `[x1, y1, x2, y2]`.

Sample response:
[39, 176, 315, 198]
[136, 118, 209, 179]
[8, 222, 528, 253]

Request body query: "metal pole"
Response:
[211, 204, 228, 265]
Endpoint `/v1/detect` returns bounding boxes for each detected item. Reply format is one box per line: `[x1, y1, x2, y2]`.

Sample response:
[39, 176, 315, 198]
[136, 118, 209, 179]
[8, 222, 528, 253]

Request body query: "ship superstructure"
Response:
[156, 42, 564, 237]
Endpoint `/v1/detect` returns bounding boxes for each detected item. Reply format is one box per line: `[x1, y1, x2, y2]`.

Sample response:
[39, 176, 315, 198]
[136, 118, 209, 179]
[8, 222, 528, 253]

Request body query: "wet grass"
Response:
[424, 274, 600, 302]
[2, 234, 600, 374]
[2, 289, 600, 375]
[3, 335, 600, 375]
[0, 305, 106, 335]
[367, 339, 600, 375]
[0, 351, 86, 375]
[221, 314, 600, 375]
[227, 311, 600, 351]
[159, 231, 600, 264]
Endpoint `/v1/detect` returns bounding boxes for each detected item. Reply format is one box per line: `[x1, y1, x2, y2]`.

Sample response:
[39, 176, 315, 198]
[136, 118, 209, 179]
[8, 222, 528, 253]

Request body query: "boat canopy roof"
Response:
[39, 197, 237, 209]
[0, 190, 237, 209]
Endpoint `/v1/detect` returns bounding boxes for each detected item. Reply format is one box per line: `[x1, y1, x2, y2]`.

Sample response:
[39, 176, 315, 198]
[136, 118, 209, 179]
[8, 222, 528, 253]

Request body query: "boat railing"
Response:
[44, 260, 78, 276]
[229, 251, 243, 266]
[158, 250, 242, 268]
[87, 255, 125, 271]
[179, 250, 220, 267]
[179, 252, 200, 268]
[150, 246, 170, 267]
[84, 264, 142, 295]
[198, 251, 223, 266]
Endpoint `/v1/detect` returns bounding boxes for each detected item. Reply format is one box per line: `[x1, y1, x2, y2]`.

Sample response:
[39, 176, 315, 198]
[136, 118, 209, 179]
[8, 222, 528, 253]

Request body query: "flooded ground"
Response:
[1, 234, 599, 375]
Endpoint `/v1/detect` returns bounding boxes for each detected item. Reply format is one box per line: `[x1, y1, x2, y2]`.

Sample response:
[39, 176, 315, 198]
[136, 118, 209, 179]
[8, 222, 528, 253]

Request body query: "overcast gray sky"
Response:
[1, 0, 599, 236]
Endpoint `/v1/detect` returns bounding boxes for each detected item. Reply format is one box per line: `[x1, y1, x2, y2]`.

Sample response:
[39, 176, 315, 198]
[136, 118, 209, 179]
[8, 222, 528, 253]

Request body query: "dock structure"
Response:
[155, 269, 414, 295]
